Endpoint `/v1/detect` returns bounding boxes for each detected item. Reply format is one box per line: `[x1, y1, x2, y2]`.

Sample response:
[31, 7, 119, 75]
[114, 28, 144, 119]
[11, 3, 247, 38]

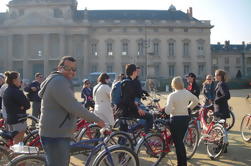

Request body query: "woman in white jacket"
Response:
[93, 73, 114, 127]
[165, 76, 199, 166]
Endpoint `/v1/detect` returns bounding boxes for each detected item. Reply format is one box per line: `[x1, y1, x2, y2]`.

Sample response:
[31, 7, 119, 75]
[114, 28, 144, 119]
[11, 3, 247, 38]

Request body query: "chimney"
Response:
[242, 41, 245, 45]
[217, 42, 221, 45]
[187, 7, 193, 17]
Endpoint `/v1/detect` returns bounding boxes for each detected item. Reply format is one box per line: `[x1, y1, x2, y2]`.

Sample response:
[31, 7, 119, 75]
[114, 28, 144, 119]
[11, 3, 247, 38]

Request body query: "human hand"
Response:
[20, 106, 24, 110]
[31, 87, 37, 91]
[138, 109, 145, 116]
[97, 121, 105, 128]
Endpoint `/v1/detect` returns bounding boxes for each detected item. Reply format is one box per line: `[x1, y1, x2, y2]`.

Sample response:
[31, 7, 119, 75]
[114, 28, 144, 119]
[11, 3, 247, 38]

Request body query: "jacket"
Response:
[202, 82, 215, 102]
[214, 81, 231, 119]
[38, 72, 101, 138]
[119, 77, 139, 117]
[24, 80, 41, 102]
[3, 85, 30, 124]
[187, 82, 200, 98]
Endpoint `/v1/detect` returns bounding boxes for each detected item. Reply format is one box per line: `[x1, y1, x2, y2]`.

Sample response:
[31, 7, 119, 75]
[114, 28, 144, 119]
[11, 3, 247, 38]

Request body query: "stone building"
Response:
[211, 41, 251, 78]
[0, 0, 213, 81]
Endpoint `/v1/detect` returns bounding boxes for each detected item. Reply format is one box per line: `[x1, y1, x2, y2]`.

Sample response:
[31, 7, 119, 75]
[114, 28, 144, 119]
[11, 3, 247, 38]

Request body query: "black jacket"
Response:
[0, 84, 2, 110]
[214, 81, 231, 119]
[3, 85, 30, 124]
[187, 82, 200, 98]
[24, 81, 41, 102]
[119, 77, 139, 117]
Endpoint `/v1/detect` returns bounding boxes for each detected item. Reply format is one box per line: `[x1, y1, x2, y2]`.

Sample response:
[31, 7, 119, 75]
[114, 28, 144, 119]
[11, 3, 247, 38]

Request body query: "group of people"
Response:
[0, 55, 231, 166]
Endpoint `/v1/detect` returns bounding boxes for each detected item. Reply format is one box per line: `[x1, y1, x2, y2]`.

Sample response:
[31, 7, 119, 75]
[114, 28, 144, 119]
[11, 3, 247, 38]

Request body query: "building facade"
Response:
[0, 0, 213, 81]
[211, 41, 251, 78]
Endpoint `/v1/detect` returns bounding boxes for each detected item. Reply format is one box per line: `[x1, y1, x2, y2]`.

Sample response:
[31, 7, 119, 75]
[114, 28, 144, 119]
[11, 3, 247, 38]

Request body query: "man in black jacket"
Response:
[24, 73, 43, 126]
[119, 64, 153, 133]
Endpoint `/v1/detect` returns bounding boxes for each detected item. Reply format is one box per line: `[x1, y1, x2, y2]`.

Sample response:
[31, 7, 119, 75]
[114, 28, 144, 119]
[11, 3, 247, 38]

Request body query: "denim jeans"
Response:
[169, 116, 189, 166]
[40, 136, 71, 166]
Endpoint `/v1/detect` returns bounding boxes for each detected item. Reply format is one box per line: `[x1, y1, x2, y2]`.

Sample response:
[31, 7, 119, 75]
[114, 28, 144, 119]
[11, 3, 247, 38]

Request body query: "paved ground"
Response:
[64, 89, 251, 165]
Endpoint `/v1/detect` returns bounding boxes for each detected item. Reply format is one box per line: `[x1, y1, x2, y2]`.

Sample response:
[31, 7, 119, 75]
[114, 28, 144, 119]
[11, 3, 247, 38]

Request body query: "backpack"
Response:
[111, 79, 130, 106]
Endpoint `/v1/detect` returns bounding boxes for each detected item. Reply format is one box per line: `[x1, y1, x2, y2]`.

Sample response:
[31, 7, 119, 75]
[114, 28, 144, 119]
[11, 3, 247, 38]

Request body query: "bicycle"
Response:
[240, 94, 251, 142]
[188, 104, 228, 160]
[7, 128, 139, 166]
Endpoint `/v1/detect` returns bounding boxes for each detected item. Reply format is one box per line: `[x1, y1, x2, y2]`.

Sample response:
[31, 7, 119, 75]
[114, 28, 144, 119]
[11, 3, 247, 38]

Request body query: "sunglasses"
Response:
[206, 78, 212, 80]
[62, 65, 77, 72]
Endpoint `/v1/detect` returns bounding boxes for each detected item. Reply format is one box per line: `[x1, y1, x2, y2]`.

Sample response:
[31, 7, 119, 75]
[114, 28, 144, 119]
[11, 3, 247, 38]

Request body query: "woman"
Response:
[165, 76, 198, 166]
[214, 69, 230, 153]
[202, 75, 215, 105]
[93, 73, 114, 127]
[81, 79, 94, 110]
[3, 71, 30, 144]
[186, 72, 200, 98]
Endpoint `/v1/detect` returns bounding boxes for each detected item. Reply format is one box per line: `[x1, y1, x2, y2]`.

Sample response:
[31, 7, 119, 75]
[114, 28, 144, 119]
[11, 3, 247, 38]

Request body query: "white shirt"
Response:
[165, 89, 199, 116]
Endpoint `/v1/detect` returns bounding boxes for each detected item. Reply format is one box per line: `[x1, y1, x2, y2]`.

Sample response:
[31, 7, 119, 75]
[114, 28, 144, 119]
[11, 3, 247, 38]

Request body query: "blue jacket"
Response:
[24, 80, 41, 102]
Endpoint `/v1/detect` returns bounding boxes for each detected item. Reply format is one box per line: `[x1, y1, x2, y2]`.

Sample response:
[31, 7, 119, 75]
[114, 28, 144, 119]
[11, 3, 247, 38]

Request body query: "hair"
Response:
[58, 56, 76, 67]
[171, 76, 184, 90]
[35, 73, 42, 78]
[203, 74, 213, 85]
[97, 73, 110, 84]
[125, 64, 137, 76]
[215, 69, 228, 82]
[4, 71, 20, 85]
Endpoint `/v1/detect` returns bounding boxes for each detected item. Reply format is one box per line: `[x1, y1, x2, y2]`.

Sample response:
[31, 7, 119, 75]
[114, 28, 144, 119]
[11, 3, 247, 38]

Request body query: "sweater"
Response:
[165, 89, 199, 116]
[38, 72, 102, 138]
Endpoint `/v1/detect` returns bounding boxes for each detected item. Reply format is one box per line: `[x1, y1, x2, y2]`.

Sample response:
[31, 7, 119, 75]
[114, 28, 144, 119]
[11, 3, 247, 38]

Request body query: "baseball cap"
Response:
[185, 73, 196, 79]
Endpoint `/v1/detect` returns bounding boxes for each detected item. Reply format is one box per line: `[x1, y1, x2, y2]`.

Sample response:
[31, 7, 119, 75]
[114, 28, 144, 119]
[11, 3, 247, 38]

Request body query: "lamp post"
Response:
[144, 24, 151, 80]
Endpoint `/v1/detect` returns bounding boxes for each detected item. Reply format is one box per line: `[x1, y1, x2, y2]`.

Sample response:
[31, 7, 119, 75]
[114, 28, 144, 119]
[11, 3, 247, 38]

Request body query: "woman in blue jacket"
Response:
[3, 71, 30, 144]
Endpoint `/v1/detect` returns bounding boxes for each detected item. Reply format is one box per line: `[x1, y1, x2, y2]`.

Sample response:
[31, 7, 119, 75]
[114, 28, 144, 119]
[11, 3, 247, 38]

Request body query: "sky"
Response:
[0, 0, 250, 44]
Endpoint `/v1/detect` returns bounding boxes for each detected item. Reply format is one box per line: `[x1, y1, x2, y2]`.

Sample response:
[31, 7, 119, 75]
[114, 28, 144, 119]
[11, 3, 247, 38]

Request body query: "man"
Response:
[0, 74, 4, 111]
[134, 67, 149, 101]
[24, 73, 43, 126]
[39, 56, 105, 166]
[118, 64, 153, 133]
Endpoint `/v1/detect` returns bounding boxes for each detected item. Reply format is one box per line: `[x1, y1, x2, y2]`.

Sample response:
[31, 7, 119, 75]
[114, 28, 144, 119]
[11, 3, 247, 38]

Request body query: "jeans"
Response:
[169, 116, 189, 166]
[119, 112, 153, 133]
[40, 136, 71, 166]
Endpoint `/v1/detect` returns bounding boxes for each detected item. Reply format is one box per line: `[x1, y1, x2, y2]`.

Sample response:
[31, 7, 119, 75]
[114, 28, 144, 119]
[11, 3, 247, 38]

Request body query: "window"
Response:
[212, 65, 218, 72]
[224, 57, 229, 65]
[53, 8, 63, 18]
[91, 64, 98, 72]
[183, 42, 190, 57]
[19, 9, 24, 16]
[198, 64, 205, 77]
[168, 41, 175, 57]
[184, 64, 190, 75]
[106, 64, 113, 73]
[90, 42, 98, 56]
[197, 40, 205, 56]
[224, 66, 230, 72]
[153, 42, 159, 56]
[247, 57, 251, 65]
[168, 64, 175, 77]
[137, 40, 144, 56]
[106, 40, 113, 56]
[236, 57, 241, 65]
[154, 64, 160, 76]
[121, 40, 128, 56]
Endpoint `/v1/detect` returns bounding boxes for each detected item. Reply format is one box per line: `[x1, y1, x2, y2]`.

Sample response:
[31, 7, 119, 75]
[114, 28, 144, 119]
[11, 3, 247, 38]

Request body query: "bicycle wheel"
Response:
[135, 133, 166, 165]
[7, 154, 46, 166]
[206, 124, 227, 160]
[0, 145, 11, 165]
[225, 110, 235, 131]
[93, 145, 139, 166]
[105, 131, 134, 150]
[240, 114, 251, 142]
[77, 124, 101, 143]
[184, 124, 199, 159]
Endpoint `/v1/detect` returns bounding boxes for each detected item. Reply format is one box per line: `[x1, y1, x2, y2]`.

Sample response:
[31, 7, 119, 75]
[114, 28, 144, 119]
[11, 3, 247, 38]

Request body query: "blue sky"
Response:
[0, 0, 250, 44]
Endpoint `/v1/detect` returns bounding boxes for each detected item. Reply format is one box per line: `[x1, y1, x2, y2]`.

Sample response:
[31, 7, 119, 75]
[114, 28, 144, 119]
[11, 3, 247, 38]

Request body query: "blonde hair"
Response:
[171, 76, 184, 90]
[215, 69, 228, 82]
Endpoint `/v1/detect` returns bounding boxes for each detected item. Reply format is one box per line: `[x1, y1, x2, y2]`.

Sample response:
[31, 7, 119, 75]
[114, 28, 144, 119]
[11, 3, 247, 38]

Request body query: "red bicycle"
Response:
[187, 104, 228, 160]
[240, 95, 251, 142]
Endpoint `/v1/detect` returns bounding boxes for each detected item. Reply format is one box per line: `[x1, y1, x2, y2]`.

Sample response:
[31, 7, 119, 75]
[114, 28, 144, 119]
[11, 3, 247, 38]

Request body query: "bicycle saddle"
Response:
[0, 130, 19, 140]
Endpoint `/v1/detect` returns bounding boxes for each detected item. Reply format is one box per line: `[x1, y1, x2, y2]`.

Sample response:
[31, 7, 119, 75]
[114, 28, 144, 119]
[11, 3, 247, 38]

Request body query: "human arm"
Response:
[165, 94, 174, 115]
[187, 92, 199, 110]
[14, 90, 30, 110]
[214, 83, 230, 104]
[51, 78, 102, 123]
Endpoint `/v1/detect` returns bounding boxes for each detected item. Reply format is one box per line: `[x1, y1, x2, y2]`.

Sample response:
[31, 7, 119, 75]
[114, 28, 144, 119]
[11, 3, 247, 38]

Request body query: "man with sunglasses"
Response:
[38, 56, 105, 166]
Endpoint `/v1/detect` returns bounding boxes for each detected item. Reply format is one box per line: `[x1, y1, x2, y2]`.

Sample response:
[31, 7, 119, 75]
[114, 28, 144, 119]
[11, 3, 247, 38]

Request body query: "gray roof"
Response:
[211, 44, 251, 52]
[74, 10, 200, 22]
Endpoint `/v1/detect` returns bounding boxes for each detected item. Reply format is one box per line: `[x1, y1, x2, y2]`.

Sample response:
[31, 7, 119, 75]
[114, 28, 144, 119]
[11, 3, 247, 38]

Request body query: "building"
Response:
[0, 0, 213, 81]
[211, 41, 251, 78]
